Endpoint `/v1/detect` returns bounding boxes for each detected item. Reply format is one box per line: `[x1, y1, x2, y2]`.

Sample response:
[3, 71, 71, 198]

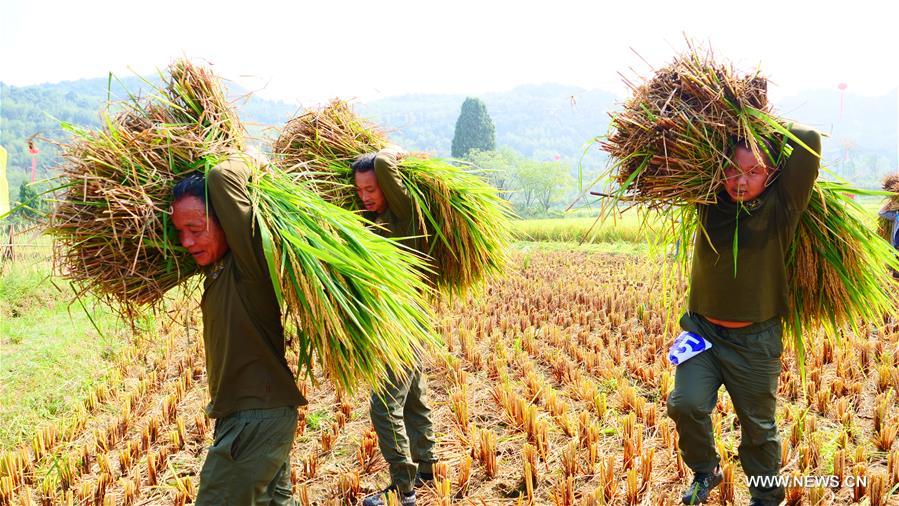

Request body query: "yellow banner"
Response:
[0, 145, 8, 217]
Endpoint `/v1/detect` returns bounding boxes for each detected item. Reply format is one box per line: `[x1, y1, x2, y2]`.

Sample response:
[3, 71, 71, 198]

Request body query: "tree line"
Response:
[451, 97, 578, 216]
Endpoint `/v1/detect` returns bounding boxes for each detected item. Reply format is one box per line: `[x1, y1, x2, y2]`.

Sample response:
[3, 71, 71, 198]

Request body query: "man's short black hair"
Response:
[730, 136, 782, 169]
[172, 172, 217, 219]
[351, 153, 378, 174]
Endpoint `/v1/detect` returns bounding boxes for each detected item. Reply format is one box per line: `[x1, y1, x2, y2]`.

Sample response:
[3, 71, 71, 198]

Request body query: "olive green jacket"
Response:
[688, 126, 821, 322]
[201, 159, 304, 418]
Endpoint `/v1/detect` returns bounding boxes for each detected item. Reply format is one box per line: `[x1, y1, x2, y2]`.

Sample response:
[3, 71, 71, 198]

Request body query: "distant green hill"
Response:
[361, 85, 898, 189]
[360, 83, 616, 170]
[777, 89, 898, 186]
[2, 76, 896, 205]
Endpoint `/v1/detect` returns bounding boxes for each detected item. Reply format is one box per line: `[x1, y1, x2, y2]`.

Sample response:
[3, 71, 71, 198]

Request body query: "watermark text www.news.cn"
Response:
[746, 475, 867, 489]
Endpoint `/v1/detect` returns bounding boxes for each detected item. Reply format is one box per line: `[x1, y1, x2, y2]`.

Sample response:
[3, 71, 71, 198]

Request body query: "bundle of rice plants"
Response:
[273, 99, 386, 207]
[883, 174, 899, 209]
[249, 164, 438, 390]
[273, 99, 513, 295]
[49, 61, 242, 312]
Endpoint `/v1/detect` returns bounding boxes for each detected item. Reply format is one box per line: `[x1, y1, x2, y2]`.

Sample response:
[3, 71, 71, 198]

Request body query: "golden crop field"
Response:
[1, 248, 898, 505]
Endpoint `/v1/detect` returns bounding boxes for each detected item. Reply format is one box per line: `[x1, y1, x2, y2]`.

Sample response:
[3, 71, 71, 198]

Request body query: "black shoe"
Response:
[362, 487, 416, 506]
[681, 467, 723, 504]
[414, 471, 434, 488]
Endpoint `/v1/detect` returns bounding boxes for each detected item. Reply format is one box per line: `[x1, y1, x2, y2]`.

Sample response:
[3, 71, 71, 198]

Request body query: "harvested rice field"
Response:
[2, 247, 898, 505]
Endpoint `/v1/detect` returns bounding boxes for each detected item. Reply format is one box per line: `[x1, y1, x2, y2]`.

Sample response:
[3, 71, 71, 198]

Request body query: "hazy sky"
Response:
[2, 0, 897, 105]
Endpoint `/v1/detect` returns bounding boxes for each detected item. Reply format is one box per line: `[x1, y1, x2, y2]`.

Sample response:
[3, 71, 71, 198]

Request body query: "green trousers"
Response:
[196, 406, 298, 505]
[666, 312, 785, 504]
[370, 364, 437, 493]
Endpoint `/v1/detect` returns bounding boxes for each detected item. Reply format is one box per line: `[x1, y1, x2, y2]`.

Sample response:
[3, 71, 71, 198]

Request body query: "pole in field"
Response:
[28, 139, 39, 183]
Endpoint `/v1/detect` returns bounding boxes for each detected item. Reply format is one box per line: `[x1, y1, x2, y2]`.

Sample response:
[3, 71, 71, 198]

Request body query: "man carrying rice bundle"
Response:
[272, 99, 513, 297]
[50, 59, 441, 506]
[591, 42, 892, 504]
[880, 173, 899, 279]
[882, 208, 899, 278]
[271, 101, 512, 505]
[354, 149, 437, 506]
[171, 159, 303, 505]
[666, 129, 820, 506]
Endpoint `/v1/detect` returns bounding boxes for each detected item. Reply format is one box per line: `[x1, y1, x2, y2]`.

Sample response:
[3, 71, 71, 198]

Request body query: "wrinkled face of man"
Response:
[355, 170, 387, 214]
[171, 196, 230, 267]
[724, 146, 774, 203]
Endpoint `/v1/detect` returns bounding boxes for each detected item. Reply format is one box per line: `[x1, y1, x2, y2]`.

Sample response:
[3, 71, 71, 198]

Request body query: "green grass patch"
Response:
[512, 214, 645, 244]
[306, 409, 331, 431]
[0, 258, 130, 450]
[515, 195, 888, 246]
